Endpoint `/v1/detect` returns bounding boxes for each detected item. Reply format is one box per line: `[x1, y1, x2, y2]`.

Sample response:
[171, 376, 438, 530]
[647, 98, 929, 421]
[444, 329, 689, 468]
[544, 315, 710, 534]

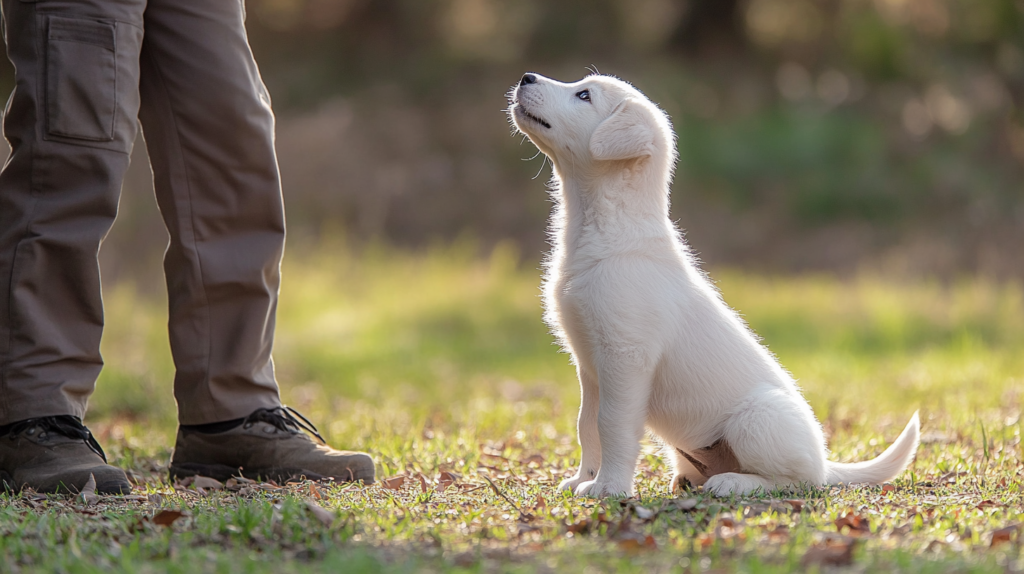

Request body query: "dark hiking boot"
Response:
[0, 416, 131, 494]
[169, 406, 375, 484]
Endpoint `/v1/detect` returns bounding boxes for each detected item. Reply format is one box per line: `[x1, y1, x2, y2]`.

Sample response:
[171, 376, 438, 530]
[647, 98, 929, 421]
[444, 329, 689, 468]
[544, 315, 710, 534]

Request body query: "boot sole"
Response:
[0, 471, 131, 495]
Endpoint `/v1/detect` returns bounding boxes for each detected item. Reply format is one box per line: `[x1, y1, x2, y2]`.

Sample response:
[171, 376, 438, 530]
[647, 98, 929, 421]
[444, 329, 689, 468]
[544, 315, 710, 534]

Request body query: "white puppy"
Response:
[508, 72, 920, 498]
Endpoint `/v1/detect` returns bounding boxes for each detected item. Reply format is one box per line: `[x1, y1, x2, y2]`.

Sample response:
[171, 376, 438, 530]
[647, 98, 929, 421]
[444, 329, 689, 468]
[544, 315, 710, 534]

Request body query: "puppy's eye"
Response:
[576, 90, 591, 102]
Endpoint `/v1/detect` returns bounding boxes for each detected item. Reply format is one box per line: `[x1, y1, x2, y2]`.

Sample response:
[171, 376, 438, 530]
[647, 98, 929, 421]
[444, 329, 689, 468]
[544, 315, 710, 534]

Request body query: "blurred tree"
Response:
[669, 0, 749, 58]
[2, 0, 1023, 277]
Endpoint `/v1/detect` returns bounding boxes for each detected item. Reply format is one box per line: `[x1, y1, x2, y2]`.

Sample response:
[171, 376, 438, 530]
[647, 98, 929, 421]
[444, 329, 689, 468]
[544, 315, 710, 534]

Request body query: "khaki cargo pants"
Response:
[0, 0, 285, 425]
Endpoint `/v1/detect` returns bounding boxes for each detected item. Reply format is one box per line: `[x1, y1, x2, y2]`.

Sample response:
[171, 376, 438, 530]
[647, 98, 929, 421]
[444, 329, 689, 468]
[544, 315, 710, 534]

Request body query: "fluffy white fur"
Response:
[507, 72, 920, 498]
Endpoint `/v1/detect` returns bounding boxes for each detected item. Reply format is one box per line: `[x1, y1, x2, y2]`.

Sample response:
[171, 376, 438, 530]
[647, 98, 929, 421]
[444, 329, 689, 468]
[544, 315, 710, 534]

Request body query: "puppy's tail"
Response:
[825, 411, 920, 486]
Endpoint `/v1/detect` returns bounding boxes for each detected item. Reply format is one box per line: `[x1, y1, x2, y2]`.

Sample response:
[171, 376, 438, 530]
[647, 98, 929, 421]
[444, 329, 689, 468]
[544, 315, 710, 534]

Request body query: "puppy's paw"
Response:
[558, 475, 586, 492]
[671, 472, 706, 492]
[703, 473, 770, 497]
[573, 479, 634, 498]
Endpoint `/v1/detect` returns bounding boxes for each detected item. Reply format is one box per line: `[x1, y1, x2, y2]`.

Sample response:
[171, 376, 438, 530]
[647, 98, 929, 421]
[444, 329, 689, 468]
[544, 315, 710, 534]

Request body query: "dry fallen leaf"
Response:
[616, 533, 657, 552]
[881, 483, 896, 493]
[152, 509, 185, 527]
[533, 494, 547, 512]
[436, 471, 459, 491]
[77, 474, 99, 506]
[802, 535, 856, 567]
[835, 510, 871, 536]
[382, 476, 407, 490]
[784, 499, 805, 512]
[521, 454, 545, 466]
[192, 476, 224, 491]
[225, 477, 256, 491]
[305, 501, 335, 526]
[990, 525, 1019, 547]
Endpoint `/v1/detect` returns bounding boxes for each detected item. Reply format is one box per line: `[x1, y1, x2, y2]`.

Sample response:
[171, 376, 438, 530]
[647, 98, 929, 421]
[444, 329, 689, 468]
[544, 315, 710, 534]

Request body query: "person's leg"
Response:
[0, 0, 144, 493]
[137, 1, 282, 424]
[139, 0, 373, 483]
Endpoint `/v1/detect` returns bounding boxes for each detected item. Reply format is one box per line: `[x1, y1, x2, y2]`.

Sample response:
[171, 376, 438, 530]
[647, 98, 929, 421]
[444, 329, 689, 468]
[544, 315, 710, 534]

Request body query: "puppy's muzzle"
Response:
[514, 73, 550, 129]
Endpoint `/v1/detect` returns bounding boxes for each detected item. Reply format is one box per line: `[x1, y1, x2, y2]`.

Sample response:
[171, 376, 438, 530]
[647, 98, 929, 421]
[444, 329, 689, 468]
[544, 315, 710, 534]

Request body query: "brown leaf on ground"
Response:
[977, 500, 1003, 510]
[417, 473, 428, 493]
[192, 476, 224, 491]
[520, 454, 544, 466]
[480, 452, 510, 463]
[152, 509, 185, 527]
[835, 510, 871, 536]
[881, 483, 895, 493]
[382, 476, 407, 490]
[616, 533, 657, 552]
[305, 501, 335, 526]
[784, 499, 805, 512]
[533, 494, 547, 512]
[990, 525, 1019, 547]
[77, 474, 99, 506]
[802, 535, 857, 567]
[224, 477, 256, 492]
[436, 471, 459, 491]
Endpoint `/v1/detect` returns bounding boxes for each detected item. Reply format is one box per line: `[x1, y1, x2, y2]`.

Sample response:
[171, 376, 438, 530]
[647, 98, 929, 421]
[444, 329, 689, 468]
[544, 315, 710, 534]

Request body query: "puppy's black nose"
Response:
[520, 73, 537, 86]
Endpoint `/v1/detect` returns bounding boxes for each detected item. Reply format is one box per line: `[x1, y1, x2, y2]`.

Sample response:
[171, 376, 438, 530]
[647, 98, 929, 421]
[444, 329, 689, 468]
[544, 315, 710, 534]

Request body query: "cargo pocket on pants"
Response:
[45, 16, 117, 142]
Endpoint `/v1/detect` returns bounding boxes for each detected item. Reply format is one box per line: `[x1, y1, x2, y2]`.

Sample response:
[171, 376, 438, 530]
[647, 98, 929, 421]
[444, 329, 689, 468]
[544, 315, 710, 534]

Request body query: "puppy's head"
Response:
[508, 73, 674, 173]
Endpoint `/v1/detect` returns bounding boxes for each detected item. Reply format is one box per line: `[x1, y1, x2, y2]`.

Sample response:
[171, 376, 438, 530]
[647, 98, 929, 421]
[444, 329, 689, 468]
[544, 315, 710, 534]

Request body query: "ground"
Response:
[3, 241, 1023, 573]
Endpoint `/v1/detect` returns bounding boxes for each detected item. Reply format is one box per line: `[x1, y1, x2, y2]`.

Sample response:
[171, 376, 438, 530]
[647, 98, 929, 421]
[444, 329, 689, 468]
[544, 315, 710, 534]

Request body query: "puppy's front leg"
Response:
[558, 365, 601, 492]
[574, 364, 651, 498]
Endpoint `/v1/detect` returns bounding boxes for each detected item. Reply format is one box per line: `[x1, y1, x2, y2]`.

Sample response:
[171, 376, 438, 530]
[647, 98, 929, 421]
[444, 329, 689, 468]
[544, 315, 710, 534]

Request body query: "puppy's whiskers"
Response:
[532, 154, 549, 180]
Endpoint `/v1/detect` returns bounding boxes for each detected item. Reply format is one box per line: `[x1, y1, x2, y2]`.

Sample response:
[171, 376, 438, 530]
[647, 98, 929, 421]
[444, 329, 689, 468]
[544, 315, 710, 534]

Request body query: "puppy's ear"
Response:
[588, 98, 655, 161]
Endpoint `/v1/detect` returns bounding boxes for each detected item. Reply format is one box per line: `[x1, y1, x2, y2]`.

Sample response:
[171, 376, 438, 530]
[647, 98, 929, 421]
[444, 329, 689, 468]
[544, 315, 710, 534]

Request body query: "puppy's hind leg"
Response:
[705, 387, 827, 497]
[559, 365, 602, 492]
[668, 448, 707, 491]
[703, 473, 783, 497]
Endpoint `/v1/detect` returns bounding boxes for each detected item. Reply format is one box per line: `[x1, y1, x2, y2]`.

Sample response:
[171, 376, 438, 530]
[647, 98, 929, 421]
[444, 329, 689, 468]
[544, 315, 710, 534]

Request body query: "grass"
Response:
[5, 240, 1024, 573]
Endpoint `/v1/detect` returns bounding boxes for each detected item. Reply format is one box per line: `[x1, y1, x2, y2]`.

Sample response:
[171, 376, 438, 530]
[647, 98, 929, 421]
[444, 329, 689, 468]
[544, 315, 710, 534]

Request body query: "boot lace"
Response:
[245, 406, 326, 444]
[1, 416, 107, 462]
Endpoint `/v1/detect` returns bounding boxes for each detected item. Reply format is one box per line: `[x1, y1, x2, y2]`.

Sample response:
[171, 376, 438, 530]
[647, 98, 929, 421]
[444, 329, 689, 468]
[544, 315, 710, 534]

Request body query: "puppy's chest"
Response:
[546, 262, 599, 333]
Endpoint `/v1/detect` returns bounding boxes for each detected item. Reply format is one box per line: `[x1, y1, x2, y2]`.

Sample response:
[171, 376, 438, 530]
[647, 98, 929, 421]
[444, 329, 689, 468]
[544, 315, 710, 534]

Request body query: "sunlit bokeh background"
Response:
[1, 0, 1021, 459]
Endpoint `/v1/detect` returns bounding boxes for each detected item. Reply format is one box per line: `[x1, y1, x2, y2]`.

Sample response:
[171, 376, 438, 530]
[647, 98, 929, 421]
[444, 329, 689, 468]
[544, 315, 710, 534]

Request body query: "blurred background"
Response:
[2, 0, 1023, 443]
[2, 0, 1022, 285]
